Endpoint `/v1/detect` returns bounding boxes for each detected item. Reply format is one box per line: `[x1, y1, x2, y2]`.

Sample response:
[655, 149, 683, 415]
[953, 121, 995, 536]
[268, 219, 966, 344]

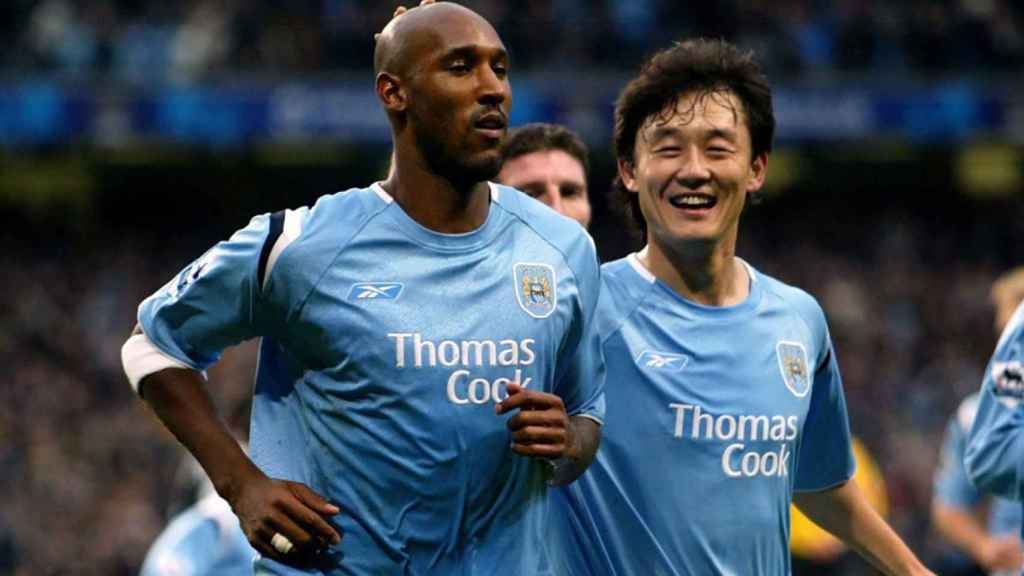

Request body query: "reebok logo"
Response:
[349, 282, 404, 301]
[636, 350, 689, 372]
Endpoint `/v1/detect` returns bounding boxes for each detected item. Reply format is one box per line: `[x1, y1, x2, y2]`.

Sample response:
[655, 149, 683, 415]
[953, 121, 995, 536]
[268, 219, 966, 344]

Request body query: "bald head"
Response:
[374, 2, 498, 78]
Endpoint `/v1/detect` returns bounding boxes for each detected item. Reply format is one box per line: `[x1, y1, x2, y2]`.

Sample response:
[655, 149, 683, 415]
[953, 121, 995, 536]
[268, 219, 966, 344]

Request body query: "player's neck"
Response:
[383, 156, 491, 234]
[640, 235, 749, 307]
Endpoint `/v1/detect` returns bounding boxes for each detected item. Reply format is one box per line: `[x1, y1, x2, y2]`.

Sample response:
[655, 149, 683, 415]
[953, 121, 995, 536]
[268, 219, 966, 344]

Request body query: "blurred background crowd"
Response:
[1, 1, 1023, 575]
[0, 0, 1023, 78]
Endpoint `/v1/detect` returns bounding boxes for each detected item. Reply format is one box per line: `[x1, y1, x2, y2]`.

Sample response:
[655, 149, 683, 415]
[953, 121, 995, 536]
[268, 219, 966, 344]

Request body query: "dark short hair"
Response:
[500, 123, 590, 179]
[613, 38, 775, 238]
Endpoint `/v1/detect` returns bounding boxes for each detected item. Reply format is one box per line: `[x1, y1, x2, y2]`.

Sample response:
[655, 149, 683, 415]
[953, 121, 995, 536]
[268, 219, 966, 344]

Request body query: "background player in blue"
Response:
[934, 393, 1023, 575]
[934, 269, 1024, 576]
[548, 38, 933, 576]
[140, 487, 257, 576]
[966, 292, 1024, 546]
[120, 2, 605, 574]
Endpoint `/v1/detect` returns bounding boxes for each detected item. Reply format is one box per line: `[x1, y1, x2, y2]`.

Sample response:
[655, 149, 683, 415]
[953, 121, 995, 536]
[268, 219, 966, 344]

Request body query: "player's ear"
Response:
[376, 72, 407, 113]
[617, 158, 639, 193]
[746, 152, 768, 194]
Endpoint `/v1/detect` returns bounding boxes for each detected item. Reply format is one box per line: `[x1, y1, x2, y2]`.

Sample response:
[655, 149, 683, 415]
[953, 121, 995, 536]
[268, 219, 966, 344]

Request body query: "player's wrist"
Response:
[211, 457, 265, 504]
[972, 536, 997, 566]
[562, 417, 584, 461]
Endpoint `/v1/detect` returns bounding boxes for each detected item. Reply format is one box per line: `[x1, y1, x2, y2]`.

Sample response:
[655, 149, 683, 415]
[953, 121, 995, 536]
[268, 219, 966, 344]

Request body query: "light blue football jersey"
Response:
[140, 493, 256, 576]
[137, 183, 605, 576]
[965, 300, 1024, 540]
[548, 253, 854, 576]
[935, 393, 1022, 536]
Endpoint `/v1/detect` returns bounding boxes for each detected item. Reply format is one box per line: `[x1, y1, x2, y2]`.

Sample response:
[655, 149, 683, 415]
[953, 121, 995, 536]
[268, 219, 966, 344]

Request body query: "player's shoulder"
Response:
[753, 264, 827, 328]
[492, 183, 595, 260]
[600, 256, 646, 295]
[592, 256, 655, 335]
[954, 392, 981, 433]
[752, 265, 821, 311]
[286, 185, 388, 242]
[261, 186, 386, 283]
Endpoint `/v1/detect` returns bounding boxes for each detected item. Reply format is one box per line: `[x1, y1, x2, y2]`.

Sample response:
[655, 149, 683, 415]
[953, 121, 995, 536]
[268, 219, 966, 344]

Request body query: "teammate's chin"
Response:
[655, 216, 725, 249]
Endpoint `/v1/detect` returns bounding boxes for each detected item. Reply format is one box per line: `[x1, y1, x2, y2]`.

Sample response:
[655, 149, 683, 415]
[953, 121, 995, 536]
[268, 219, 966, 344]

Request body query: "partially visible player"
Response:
[963, 267, 1024, 565]
[121, 2, 604, 575]
[934, 392, 1023, 576]
[934, 268, 1024, 576]
[498, 123, 592, 228]
[140, 481, 257, 576]
[790, 437, 891, 575]
[547, 38, 933, 576]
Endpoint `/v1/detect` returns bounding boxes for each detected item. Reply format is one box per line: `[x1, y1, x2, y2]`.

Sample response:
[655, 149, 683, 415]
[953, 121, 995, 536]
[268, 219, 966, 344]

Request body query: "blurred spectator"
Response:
[1, 0, 1022, 78]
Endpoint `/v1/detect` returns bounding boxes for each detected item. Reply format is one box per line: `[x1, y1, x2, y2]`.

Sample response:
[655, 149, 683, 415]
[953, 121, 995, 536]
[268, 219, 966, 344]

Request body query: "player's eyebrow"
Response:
[440, 45, 508, 63]
[515, 181, 547, 194]
[646, 125, 682, 143]
[706, 128, 738, 142]
[647, 125, 738, 143]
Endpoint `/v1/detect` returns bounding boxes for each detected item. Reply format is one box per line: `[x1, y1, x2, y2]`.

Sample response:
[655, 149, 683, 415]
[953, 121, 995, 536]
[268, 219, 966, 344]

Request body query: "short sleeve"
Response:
[794, 334, 856, 492]
[138, 214, 272, 371]
[552, 235, 606, 424]
[965, 302, 1024, 499]
[933, 416, 981, 509]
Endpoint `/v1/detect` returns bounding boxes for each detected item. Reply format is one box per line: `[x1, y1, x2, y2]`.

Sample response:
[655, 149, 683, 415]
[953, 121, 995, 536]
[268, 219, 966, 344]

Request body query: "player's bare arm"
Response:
[495, 383, 601, 485]
[794, 480, 934, 576]
[131, 326, 341, 568]
[931, 500, 1023, 573]
[937, 496, 1024, 569]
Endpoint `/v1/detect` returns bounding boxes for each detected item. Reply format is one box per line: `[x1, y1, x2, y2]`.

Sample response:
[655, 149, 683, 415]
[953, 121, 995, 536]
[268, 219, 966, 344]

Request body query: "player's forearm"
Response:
[140, 367, 263, 501]
[794, 482, 932, 576]
[549, 416, 600, 486]
[930, 502, 994, 562]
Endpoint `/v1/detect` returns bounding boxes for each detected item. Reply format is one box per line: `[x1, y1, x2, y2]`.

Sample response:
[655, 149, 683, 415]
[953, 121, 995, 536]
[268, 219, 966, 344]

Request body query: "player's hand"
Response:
[496, 383, 579, 460]
[374, 0, 436, 42]
[229, 471, 342, 568]
[978, 534, 1024, 572]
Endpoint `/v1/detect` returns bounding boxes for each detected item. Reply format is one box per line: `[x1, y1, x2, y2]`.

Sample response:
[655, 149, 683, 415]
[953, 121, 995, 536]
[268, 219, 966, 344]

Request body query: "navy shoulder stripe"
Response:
[257, 210, 286, 288]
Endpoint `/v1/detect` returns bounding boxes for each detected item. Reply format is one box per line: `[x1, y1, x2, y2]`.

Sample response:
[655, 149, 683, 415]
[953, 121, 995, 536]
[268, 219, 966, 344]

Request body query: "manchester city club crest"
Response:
[776, 341, 810, 398]
[513, 262, 557, 318]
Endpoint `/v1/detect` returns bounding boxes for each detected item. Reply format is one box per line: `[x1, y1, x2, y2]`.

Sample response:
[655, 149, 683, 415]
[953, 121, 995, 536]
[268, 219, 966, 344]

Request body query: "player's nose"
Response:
[546, 187, 563, 212]
[476, 66, 508, 107]
[675, 147, 711, 187]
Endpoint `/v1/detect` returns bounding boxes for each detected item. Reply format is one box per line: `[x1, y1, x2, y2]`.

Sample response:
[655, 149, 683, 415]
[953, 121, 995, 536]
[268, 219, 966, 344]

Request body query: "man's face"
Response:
[499, 149, 591, 228]
[404, 15, 511, 184]
[620, 90, 767, 250]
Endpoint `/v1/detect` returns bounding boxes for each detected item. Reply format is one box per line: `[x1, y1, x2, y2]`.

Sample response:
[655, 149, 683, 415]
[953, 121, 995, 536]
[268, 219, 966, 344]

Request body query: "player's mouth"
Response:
[668, 193, 717, 212]
[472, 112, 507, 140]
